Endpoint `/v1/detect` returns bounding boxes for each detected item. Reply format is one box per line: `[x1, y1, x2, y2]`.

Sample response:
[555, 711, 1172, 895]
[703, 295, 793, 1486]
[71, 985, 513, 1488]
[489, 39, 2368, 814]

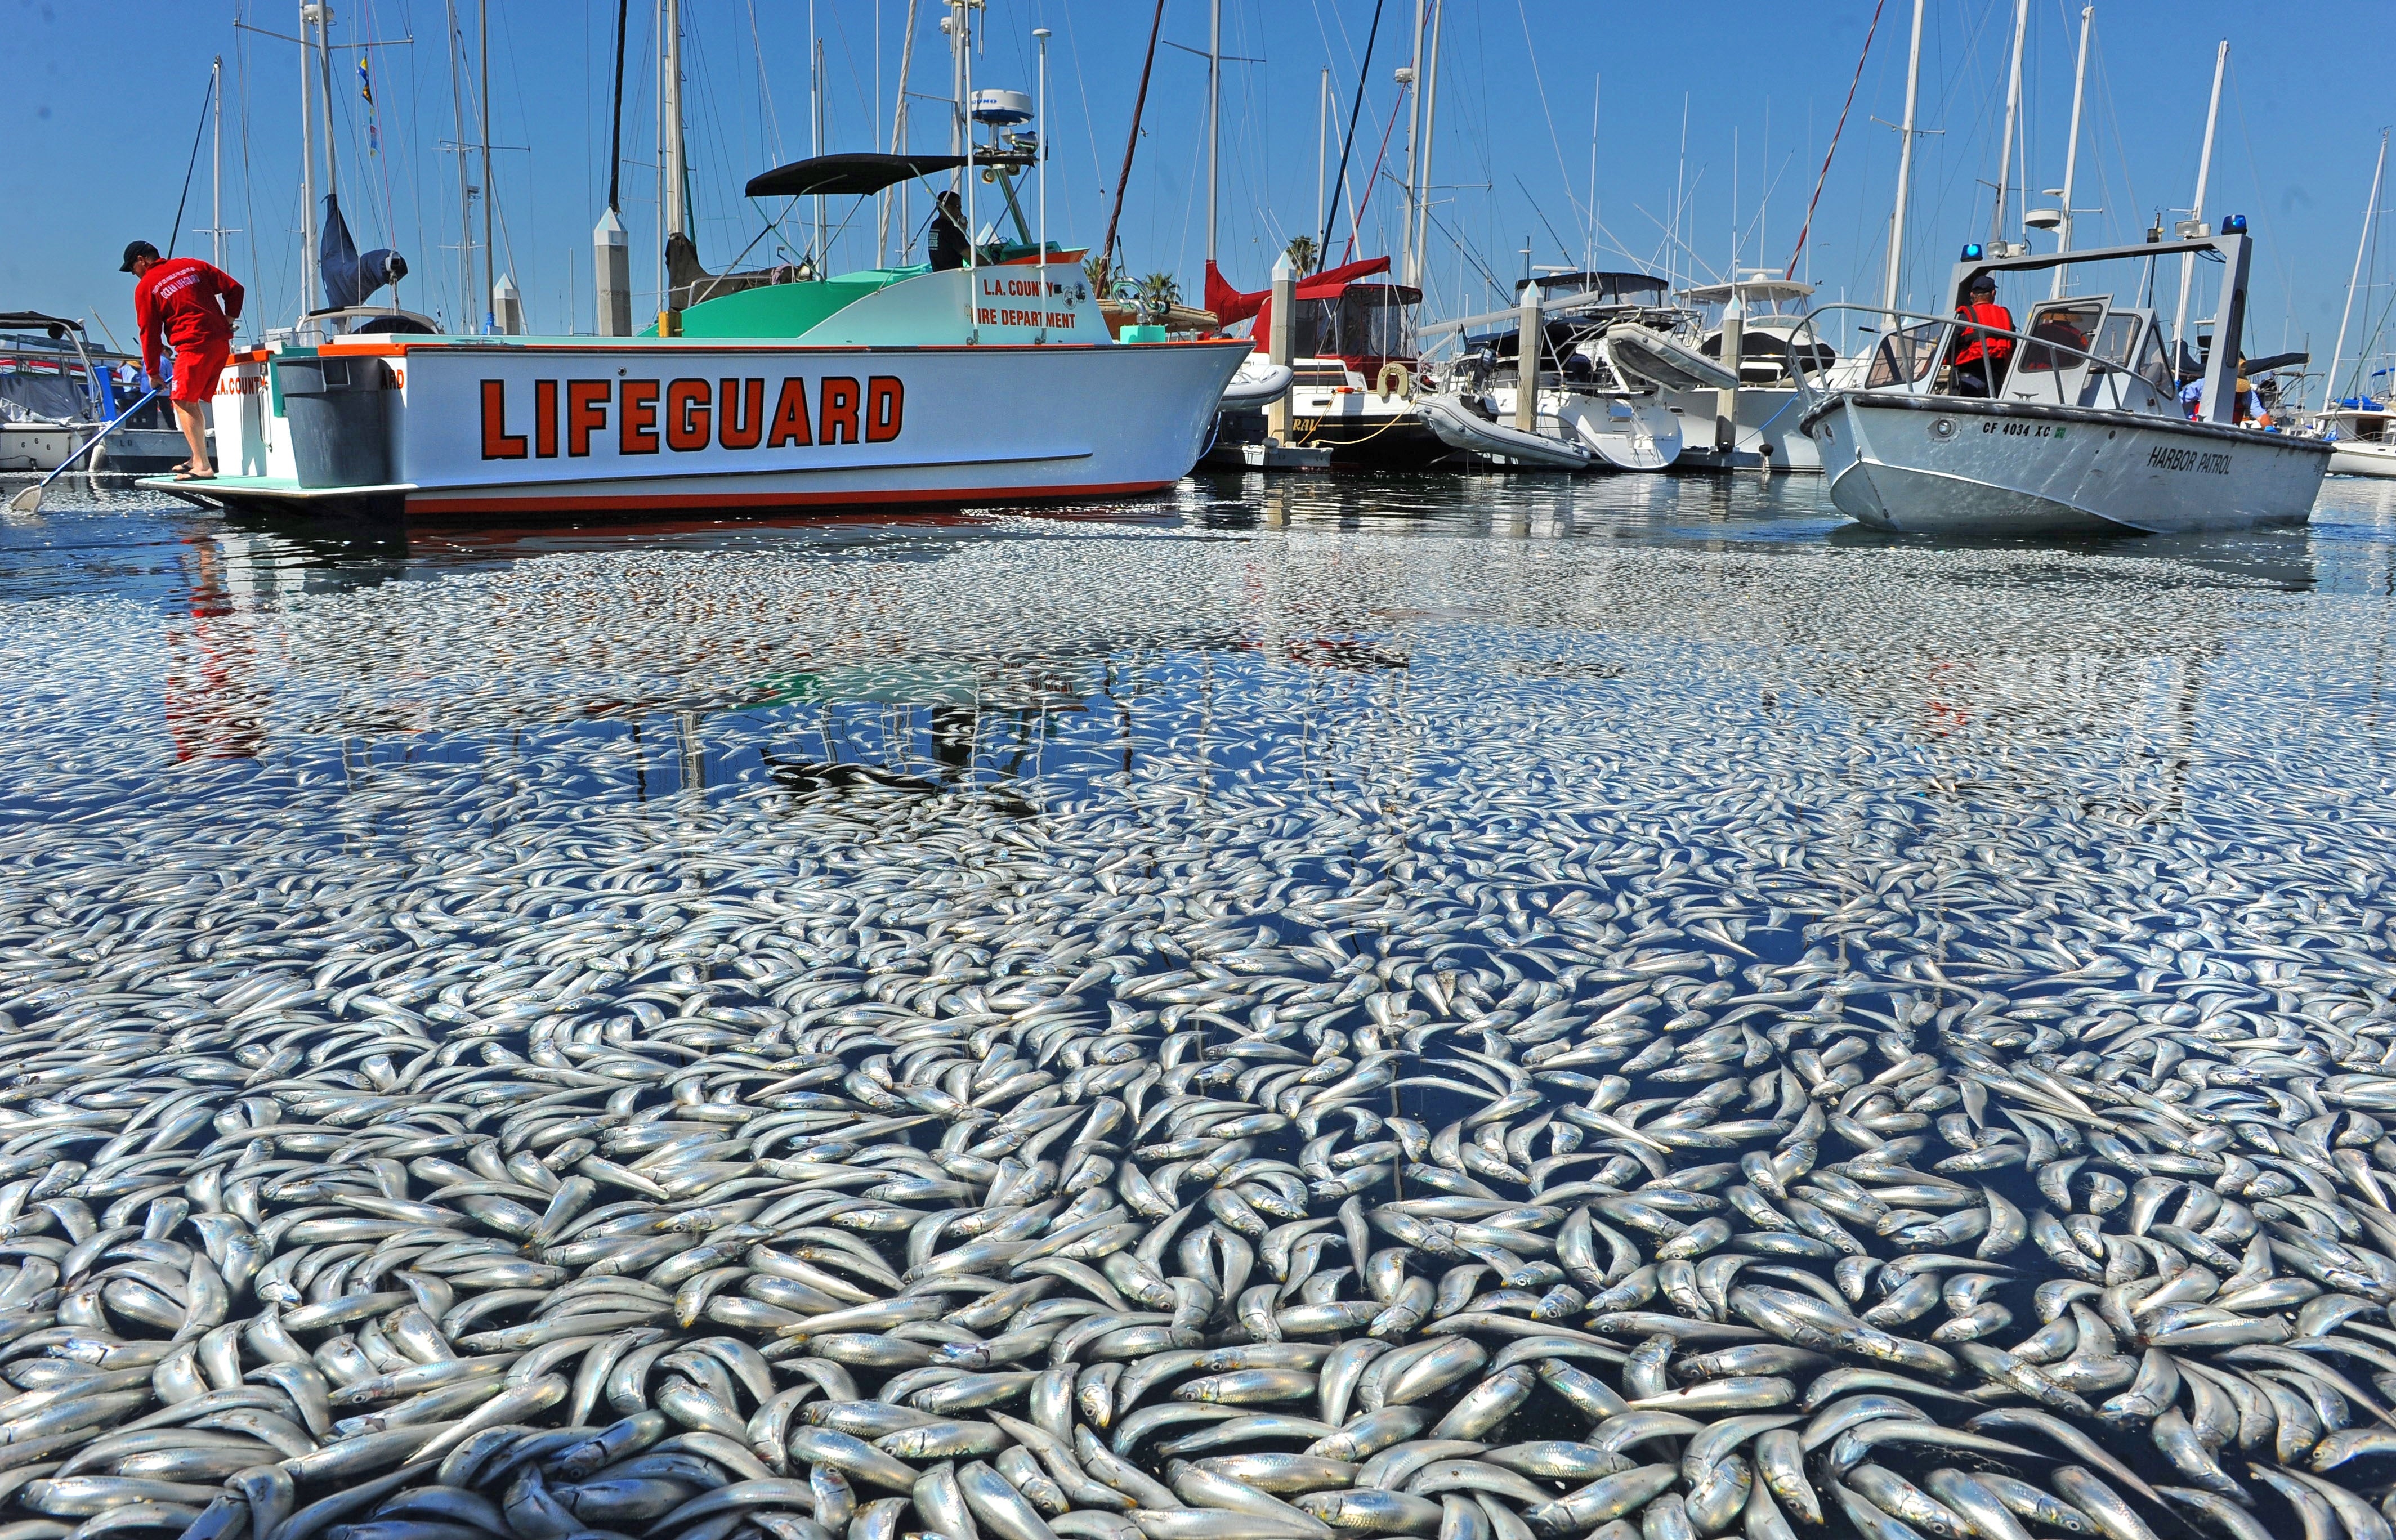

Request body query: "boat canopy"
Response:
[1682, 279, 1816, 307]
[0, 312, 84, 337]
[746, 151, 1026, 199]
[1534, 271, 1669, 305]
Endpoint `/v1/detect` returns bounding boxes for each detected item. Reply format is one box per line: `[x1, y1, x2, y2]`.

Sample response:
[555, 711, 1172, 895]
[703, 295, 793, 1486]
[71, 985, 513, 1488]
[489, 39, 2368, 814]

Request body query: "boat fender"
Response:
[1375, 362, 1412, 400]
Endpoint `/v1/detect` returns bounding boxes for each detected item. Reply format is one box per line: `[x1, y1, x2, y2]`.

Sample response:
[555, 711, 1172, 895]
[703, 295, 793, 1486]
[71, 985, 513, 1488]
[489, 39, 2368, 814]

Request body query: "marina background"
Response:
[5, 1, 2386, 364]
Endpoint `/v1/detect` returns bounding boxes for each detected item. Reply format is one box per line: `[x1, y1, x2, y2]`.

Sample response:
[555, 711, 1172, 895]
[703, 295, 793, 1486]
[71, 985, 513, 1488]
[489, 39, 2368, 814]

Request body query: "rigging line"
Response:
[1513, 0, 1584, 230]
[2225, 59, 2296, 356]
[1510, 176, 1576, 275]
[1318, 0, 1387, 259]
[1790, 0, 1884, 277]
[1101, 0, 1170, 280]
[1340, 88, 1410, 266]
[164, 64, 218, 261]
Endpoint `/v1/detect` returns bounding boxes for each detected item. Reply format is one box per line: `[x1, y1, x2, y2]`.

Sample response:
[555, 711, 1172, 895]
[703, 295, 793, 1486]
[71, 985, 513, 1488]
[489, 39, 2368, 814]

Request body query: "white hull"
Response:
[1456, 385, 1682, 471]
[1418, 395, 1590, 470]
[1662, 385, 1823, 472]
[205, 332, 1249, 516]
[2328, 438, 2396, 478]
[1806, 392, 2328, 535]
[0, 422, 81, 473]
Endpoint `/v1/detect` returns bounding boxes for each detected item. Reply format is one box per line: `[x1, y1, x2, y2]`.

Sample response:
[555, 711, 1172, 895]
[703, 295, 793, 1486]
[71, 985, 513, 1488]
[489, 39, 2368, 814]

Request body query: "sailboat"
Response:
[1204, 257, 1444, 468]
[157, 2, 1246, 517]
[2318, 132, 2396, 478]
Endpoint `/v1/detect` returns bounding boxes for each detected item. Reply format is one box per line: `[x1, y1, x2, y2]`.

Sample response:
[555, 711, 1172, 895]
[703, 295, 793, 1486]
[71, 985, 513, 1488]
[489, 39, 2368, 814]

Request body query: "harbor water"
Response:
[2, 471, 2395, 1537]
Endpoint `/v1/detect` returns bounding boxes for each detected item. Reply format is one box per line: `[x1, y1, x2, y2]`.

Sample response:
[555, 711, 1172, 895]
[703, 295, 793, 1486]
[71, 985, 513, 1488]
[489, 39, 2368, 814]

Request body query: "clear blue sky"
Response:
[7, 1, 2390, 382]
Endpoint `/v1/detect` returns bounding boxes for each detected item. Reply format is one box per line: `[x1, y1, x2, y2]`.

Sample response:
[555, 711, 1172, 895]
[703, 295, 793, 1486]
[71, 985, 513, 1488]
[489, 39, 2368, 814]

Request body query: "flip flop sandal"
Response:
[173, 471, 217, 482]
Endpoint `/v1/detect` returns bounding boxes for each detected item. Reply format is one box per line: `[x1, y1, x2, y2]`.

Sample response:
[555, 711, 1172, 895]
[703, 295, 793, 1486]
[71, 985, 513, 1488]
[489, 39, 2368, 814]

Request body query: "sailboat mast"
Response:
[1990, 0, 2027, 246]
[1882, 0, 1924, 314]
[1206, 0, 1220, 268]
[481, 0, 496, 332]
[882, 0, 919, 266]
[447, 1, 471, 328]
[660, 0, 685, 331]
[211, 56, 225, 271]
[1414, 1, 1442, 292]
[2051, 5, 2092, 298]
[2326, 131, 2389, 413]
[1400, 0, 1424, 285]
[2171, 40, 2228, 361]
[1316, 70, 1329, 253]
[300, 1, 319, 316]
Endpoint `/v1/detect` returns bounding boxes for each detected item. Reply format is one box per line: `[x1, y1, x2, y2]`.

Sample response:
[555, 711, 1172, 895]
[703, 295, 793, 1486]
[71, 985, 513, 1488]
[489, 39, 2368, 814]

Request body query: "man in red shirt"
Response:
[123, 240, 244, 480]
[1950, 274, 2014, 399]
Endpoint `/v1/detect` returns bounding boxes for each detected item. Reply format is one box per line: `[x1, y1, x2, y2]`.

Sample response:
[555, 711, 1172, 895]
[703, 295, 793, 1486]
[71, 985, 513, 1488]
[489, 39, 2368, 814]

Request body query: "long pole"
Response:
[608, 0, 628, 211]
[1400, 0, 1425, 285]
[211, 56, 225, 271]
[1317, 0, 1387, 262]
[814, 35, 827, 262]
[661, 0, 683, 330]
[300, 1, 318, 317]
[2171, 40, 2228, 362]
[480, 0, 495, 333]
[2051, 5, 2091, 297]
[883, 0, 919, 264]
[1316, 70, 1329, 253]
[1035, 28, 1049, 342]
[1414, 1, 1442, 293]
[1990, 0, 2027, 247]
[1100, 0, 1168, 285]
[1206, 0, 1221, 268]
[447, 0, 471, 326]
[1882, 0, 1925, 314]
[960, 0, 976, 342]
[2327, 131, 2389, 413]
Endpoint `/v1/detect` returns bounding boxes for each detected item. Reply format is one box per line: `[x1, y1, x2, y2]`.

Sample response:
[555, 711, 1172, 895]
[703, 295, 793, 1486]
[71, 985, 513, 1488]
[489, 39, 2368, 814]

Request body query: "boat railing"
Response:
[1785, 302, 2171, 420]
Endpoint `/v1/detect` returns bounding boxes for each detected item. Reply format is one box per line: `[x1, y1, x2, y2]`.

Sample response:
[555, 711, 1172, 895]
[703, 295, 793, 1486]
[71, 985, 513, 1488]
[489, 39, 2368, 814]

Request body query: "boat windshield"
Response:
[2134, 324, 2174, 395]
[2014, 300, 2106, 375]
[1292, 285, 1422, 361]
[1866, 321, 1948, 389]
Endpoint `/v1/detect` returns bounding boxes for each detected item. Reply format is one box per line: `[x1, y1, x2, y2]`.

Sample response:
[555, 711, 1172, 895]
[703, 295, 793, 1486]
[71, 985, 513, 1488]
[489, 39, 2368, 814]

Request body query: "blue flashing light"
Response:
[1960, 243, 1985, 261]
[2220, 214, 2248, 235]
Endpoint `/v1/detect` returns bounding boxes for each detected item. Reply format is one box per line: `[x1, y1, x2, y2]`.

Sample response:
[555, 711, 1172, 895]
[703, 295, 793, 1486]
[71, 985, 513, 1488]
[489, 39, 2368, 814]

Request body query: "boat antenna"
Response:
[606, 0, 629, 212]
[1318, 0, 1388, 261]
[1788, 0, 1885, 277]
[1099, 0, 1168, 287]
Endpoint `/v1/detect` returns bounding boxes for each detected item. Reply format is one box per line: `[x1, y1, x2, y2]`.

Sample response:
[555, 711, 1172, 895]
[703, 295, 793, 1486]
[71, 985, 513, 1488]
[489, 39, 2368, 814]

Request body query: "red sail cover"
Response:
[1205, 256, 1392, 331]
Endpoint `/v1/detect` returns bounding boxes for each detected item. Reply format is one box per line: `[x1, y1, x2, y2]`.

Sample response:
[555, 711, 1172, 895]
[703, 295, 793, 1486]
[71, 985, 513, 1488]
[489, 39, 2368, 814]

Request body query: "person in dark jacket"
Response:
[928, 192, 971, 272]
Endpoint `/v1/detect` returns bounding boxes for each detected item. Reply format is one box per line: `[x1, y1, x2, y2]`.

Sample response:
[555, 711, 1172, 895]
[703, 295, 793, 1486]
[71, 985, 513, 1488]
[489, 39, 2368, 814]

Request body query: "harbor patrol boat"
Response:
[151, 154, 1248, 519]
[1794, 226, 2329, 535]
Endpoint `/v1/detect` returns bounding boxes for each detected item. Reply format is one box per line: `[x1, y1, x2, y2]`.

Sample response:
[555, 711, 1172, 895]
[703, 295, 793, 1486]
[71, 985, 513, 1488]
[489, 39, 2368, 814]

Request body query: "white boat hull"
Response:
[2328, 438, 2396, 478]
[205, 335, 1250, 516]
[1663, 385, 1823, 472]
[1418, 394, 1591, 470]
[1804, 392, 2329, 535]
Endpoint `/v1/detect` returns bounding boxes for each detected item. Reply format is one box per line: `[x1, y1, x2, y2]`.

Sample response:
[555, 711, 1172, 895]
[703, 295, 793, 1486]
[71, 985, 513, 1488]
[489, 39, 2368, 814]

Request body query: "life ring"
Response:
[1375, 362, 1412, 400]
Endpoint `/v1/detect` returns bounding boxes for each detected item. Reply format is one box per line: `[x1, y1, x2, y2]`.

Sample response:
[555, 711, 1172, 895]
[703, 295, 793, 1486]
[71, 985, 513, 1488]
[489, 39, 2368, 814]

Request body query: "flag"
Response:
[359, 59, 380, 154]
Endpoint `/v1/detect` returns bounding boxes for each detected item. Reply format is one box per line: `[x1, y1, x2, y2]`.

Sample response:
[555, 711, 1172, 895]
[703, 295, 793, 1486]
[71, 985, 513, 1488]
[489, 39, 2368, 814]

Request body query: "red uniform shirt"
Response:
[135, 258, 244, 380]
[1954, 301, 2015, 368]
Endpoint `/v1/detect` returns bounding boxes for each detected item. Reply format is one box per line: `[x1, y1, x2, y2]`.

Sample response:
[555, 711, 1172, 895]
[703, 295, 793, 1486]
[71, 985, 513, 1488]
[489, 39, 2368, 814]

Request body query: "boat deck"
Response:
[133, 473, 416, 514]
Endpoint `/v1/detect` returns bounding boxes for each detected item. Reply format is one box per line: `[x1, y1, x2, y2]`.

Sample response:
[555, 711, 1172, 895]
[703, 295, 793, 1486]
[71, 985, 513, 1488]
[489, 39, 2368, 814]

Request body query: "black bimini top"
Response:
[0, 312, 84, 334]
[745, 151, 1025, 200]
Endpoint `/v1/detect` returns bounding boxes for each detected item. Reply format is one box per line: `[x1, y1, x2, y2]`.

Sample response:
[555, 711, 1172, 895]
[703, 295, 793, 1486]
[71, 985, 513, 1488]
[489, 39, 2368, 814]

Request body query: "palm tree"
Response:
[1134, 272, 1182, 316]
[1283, 235, 1320, 277]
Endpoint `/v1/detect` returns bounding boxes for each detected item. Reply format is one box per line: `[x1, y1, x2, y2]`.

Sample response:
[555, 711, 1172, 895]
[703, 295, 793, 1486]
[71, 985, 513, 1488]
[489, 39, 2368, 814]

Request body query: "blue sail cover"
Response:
[319, 194, 408, 311]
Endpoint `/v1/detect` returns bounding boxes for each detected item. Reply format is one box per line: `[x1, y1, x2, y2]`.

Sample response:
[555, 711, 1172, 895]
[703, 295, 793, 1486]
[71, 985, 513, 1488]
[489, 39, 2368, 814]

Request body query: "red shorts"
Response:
[168, 338, 231, 402]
